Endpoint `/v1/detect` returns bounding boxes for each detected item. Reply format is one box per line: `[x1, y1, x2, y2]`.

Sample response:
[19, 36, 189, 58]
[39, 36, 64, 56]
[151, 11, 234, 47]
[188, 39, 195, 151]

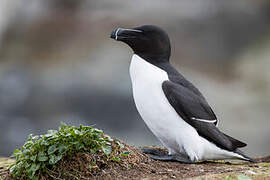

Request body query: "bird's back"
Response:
[155, 62, 206, 99]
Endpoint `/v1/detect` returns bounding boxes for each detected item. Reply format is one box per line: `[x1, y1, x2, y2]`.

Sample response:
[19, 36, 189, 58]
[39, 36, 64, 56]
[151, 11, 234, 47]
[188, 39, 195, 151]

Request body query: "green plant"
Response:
[9, 123, 127, 179]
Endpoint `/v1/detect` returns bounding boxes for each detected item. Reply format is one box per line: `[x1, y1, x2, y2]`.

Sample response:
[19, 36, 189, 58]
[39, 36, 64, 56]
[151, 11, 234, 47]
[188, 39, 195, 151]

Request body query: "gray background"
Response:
[0, 0, 269, 158]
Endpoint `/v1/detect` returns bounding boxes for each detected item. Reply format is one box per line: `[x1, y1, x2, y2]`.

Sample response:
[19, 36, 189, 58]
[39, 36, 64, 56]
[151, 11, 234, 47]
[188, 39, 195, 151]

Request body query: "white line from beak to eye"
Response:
[115, 28, 142, 40]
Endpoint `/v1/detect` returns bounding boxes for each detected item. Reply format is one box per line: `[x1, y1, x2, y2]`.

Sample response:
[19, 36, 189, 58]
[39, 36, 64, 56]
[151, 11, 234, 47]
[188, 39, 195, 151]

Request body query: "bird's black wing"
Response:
[162, 80, 246, 151]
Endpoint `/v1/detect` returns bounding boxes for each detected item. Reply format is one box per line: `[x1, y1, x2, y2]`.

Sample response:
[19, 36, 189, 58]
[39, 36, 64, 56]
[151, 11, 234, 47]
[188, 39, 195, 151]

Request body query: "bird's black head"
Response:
[111, 25, 171, 63]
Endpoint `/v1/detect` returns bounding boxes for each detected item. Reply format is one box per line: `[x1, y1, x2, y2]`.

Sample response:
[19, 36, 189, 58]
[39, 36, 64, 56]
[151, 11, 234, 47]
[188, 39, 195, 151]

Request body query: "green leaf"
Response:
[58, 144, 67, 154]
[94, 128, 103, 134]
[74, 142, 85, 150]
[16, 161, 23, 168]
[116, 141, 124, 149]
[40, 139, 49, 146]
[111, 156, 121, 162]
[30, 154, 37, 162]
[9, 164, 16, 174]
[55, 154, 62, 162]
[30, 163, 40, 172]
[49, 154, 62, 165]
[74, 130, 80, 135]
[88, 161, 97, 169]
[237, 174, 252, 180]
[13, 149, 21, 155]
[25, 162, 31, 168]
[104, 135, 113, 142]
[32, 176, 39, 180]
[102, 145, 112, 155]
[11, 149, 22, 158]
[90, 149, 97, 153]
[28, 163, 40, 179]
[120, 151, 130, 157]
[37, 152, 48, 162]
[48, 145, 58, 155]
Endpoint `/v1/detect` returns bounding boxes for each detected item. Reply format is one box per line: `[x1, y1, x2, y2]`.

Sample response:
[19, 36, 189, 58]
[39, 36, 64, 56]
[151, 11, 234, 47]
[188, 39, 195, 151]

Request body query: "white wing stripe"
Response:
[191, 117, 217, 123]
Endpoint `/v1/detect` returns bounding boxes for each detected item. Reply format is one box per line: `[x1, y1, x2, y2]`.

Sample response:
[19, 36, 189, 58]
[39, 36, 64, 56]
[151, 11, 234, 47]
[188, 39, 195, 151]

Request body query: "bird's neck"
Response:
[135, 52, 170, 65]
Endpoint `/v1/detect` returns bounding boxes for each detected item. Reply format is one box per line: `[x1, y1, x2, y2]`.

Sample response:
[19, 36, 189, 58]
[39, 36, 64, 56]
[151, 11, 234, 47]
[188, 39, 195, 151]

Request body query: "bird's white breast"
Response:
[129, 54, 204, 159]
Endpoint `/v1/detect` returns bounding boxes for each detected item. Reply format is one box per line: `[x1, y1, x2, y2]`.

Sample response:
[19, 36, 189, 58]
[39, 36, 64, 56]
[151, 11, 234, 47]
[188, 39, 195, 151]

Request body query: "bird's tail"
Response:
[234, 149, 258, 163]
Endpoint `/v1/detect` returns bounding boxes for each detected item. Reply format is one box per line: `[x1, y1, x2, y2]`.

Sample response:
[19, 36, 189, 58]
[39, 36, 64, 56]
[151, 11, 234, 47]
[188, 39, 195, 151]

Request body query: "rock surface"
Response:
[1, 150, 270, 179]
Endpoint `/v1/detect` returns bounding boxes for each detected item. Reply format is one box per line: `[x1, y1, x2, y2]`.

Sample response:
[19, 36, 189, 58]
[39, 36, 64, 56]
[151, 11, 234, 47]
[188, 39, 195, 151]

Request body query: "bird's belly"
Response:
[132, 79, 198, 153]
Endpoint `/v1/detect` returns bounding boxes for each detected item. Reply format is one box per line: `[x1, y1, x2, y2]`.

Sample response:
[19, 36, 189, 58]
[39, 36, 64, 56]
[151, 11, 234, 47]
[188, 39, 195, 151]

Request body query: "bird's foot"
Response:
[148, 154, 194, 163]
[141, 148, 193, 163]
[141, 148, 166, 156]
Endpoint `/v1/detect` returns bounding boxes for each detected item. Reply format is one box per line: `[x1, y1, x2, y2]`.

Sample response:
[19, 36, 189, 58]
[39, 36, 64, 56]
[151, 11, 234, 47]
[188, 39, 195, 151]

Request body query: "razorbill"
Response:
[110, 25, 254, 163]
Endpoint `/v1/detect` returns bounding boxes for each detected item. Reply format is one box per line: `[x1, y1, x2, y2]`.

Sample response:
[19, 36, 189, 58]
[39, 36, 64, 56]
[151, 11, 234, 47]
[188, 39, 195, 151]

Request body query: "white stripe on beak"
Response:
[115, 28, 142, 40]
[120, 28, 142, 32]
[115, 28, 121, 40]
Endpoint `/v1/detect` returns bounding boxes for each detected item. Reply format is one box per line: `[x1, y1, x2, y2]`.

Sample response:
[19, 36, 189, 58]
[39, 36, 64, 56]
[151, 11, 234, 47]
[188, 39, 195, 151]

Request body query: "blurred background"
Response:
[0, 0, 269, 157]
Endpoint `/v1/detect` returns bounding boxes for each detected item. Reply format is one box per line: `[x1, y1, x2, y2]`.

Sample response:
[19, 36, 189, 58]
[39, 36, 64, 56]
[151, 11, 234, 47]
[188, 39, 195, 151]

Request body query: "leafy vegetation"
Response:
[9, 123, 128, 179]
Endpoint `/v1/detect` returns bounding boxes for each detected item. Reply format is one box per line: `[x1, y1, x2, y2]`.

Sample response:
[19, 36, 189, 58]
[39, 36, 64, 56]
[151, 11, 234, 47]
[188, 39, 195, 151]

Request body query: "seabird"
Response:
[110, 25, 254, 163]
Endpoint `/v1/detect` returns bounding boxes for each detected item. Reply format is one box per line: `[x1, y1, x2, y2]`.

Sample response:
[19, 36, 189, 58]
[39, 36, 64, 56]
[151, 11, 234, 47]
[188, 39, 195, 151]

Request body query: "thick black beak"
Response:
[110, 28, 142, 41]
[110, 28, 119, 39]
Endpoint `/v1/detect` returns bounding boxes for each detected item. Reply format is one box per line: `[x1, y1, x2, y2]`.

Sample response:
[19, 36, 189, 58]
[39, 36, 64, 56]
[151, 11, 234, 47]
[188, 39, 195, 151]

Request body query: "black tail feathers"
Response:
[223, 133, 247, 149]
[234, 149, 258, 163]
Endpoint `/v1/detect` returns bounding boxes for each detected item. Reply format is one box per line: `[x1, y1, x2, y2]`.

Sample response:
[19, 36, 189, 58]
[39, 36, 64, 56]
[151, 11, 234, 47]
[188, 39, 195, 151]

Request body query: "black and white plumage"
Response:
[110, 25, 254, 163]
